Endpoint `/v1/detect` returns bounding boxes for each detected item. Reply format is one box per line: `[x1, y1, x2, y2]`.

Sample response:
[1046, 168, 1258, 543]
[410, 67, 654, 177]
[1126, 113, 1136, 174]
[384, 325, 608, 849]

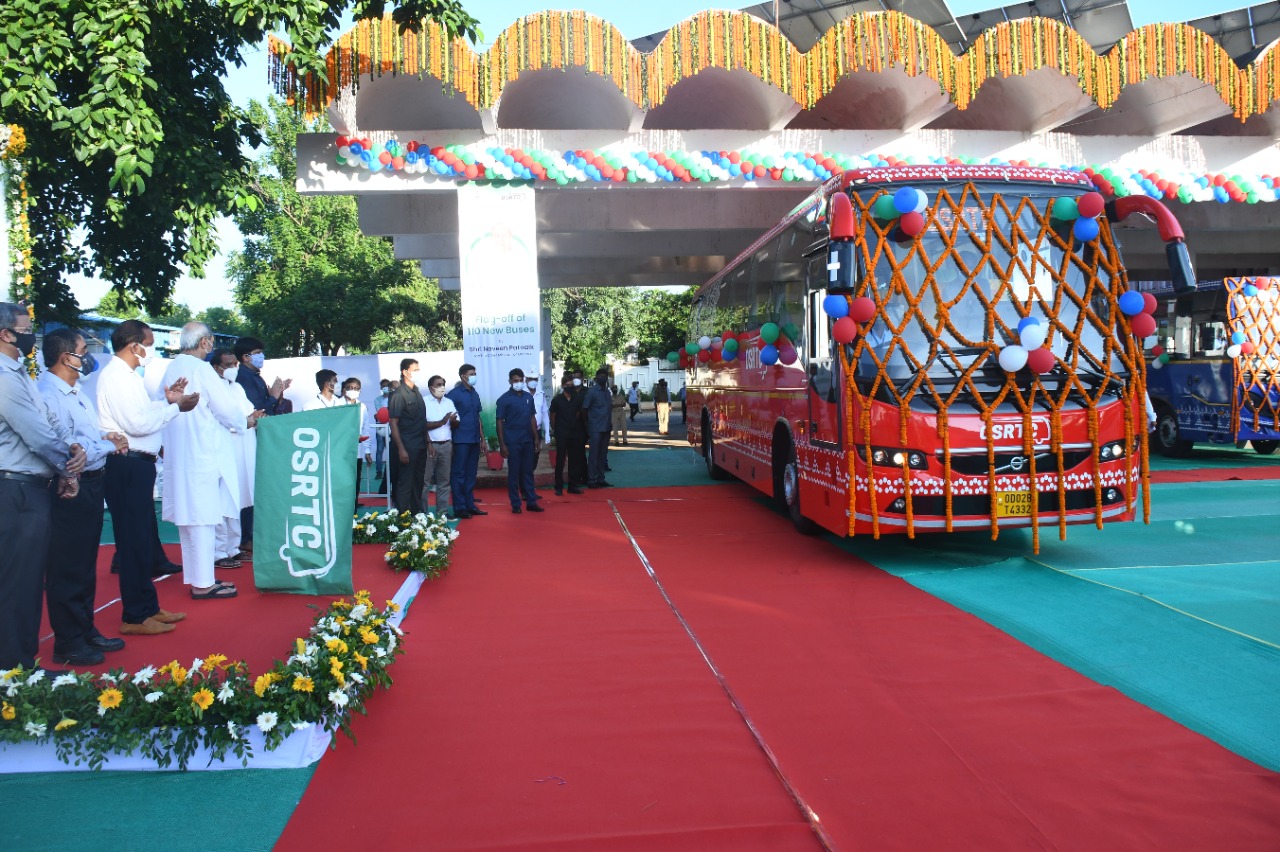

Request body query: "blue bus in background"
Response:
[1141, 278, 1280, 456]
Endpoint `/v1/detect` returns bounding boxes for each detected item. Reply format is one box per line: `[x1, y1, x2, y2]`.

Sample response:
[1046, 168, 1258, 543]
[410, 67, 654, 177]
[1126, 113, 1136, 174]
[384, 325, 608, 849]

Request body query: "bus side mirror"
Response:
[826, 240, 856, 293]
[1167, 240, 1196, 295]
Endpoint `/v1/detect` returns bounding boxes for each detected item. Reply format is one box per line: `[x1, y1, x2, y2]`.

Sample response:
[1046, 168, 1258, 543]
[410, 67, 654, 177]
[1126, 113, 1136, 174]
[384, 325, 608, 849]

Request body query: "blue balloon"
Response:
[1231, 330, 1247, 345]
[760, 344, 779, 366]
[406, 152, 418, 164]
[1244, 284, 1259, 297]
[823, 294, 849, 318]
[722, 348, 737, 361]
[743, 171, 755, 181]
[349, 142, 363, 155]
[894, 186, 918, 214]
[1073, 217, 1100, 241]
[1017, 316, 1042, 333]
[1118, 291, 1145, 316]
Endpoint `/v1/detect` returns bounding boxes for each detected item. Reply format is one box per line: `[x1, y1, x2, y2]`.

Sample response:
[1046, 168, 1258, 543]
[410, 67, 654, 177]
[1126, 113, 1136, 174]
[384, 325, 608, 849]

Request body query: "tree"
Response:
[543, 288, 639, 373]
[92, 291, 146, 320]
[0, 0, 480, 322]
[229, 98, 457, 356]
[634, 288, 694, 363]
[197, 306, 248, 339]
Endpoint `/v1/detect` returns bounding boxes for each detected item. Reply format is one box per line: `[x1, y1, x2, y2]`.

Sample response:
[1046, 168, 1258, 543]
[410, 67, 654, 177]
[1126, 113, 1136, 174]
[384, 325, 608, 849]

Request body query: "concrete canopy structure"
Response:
[278, 5, 1280, 292]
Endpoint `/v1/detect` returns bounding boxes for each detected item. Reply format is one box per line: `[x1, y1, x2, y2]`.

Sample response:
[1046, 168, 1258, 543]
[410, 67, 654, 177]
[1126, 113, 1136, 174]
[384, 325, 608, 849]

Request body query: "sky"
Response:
[9, 0, 1254, 314]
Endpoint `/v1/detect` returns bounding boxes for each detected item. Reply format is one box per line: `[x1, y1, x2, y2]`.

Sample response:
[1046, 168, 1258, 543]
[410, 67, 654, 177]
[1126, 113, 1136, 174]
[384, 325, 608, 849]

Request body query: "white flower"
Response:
[383, 552, 392, 563]
[366, 526, 377, 536]
[51, 674, 78, 690]
[349, 604, 368, 621]
[191, 657, 204, 673]
[386, 634, 397, 654]
[24, 721, 46, 737]
[4, 684, 17, 698]
[256, 711, 278, 732]
[350, 672, 365, 685]
[144, 691, 163, 703]
[292, 721, 313, 731]
[328, 690, 349, 709]
[25, 669, 44, 686]
[226, 721, 238, 739]
[97, 706, 108, 717]
[217, 683, 235, 703]
[373, 647, 386, 658]
[388, 525, 399, 534]
[132, 666, 157, 685]
[100, 672, 118, 684]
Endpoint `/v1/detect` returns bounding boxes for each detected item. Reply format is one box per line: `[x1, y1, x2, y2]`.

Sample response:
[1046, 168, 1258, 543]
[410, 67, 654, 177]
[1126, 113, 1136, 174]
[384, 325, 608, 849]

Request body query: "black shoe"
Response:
[454, 510, 472, 520]
[53, 647, 105, 667]
[554, 488, 563, 496]
[526, 503, 544, 513]
[469, 508, 488, 516]
[568, 487, 584, 495]
[598, 481, 613, 488]
[87, 635, 126, 652]
[605, 466, 612, 471]
[154, 561, 181, 577]
[511, 506, 522, 514]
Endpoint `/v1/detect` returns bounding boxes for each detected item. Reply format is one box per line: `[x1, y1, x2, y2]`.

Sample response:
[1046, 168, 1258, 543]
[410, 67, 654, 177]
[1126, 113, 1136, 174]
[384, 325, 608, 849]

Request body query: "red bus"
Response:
[683, 165, 1197, 549]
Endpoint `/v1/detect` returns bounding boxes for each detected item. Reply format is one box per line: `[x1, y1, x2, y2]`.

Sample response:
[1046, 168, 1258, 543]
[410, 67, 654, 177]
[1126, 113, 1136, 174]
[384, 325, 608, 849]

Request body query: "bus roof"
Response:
[841, 164, 1093, 190]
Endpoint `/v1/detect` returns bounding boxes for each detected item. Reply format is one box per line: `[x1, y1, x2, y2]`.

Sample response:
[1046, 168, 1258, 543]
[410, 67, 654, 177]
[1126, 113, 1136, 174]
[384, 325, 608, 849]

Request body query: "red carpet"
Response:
[279, 484, 1280, 850]
[1149, 465, 1280, 483]
[38, 545, 405, 676]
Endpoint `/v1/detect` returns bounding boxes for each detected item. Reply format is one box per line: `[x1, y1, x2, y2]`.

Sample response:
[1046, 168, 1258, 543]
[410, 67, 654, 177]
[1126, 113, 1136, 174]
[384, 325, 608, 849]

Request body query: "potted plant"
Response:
[485, 435, 503, 471]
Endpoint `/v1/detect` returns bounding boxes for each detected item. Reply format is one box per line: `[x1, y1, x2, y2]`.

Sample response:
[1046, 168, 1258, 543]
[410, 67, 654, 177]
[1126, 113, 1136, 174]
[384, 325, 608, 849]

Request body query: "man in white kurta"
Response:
[210, 348, 258, 563]
[160, 324, 257, 598]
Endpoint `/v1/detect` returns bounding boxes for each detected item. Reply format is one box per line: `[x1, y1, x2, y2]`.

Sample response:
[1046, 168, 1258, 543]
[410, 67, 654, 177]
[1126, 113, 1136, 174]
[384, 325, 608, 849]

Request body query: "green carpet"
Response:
[0, 766, 316, 851]
[1147, 443, 1280, 471]
[591, 418, 729, 489]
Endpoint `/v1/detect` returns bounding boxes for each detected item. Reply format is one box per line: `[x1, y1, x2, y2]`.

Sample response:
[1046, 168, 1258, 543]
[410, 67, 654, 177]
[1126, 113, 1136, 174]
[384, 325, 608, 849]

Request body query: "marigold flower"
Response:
[292, 676, 315, 693]
[202, 654, 228, 672]
[192, 688, 215, 711]
[55, 718, 77, 731]
[353, 652, 368, 671]
[254, 674, 275, 698]
[98, 688, 124, 710]
[359, 628, 378, 645]
[330, 658, 344, 673]
[1, 701, 15, 720]
[325, 638, 348, 654]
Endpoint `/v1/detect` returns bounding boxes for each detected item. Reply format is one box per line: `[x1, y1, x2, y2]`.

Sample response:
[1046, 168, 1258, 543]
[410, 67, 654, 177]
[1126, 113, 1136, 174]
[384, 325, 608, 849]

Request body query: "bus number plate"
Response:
[994, 490, 1032, 517]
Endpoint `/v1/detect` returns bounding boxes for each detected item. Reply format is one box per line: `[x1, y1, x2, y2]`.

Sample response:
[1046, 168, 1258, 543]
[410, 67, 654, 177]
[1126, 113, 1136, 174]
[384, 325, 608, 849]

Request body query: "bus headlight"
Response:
[1099, 441, 1126, 460]
[864, 446, 928, 470]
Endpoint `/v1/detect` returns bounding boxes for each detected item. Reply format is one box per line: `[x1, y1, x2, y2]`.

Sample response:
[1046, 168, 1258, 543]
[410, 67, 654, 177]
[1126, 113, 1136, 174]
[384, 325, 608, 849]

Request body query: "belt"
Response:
[0, 471, 55, 488]
[431, 439, 451, 444]
[123, 450, 157, 462]
[81, 468, 106, 480]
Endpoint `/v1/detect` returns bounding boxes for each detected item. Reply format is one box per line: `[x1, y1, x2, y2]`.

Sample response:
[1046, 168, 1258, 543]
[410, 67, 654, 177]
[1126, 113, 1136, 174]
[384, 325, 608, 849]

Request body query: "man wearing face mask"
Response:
[162, 323, 264, 601]
[421, 374, 459, 518]
[304, 369, 341, 410]
[210, 348, 256, 566]
[97, 319, 198, 636]
[232, 336, 288, 556]
[569, 369, 589, 488]
[581, 368, 614, 488]
[0, 305, 89, 673]
[525, 369, 550, 448]
[38, 329, 130, 665]
[496, 368, 543, 514]
[447, 363, 487, 518]
[374, 378, 392, 488]
[549, 375, 585, 496]
[340, 377, 374, 510]
[389, 358, 429, 515]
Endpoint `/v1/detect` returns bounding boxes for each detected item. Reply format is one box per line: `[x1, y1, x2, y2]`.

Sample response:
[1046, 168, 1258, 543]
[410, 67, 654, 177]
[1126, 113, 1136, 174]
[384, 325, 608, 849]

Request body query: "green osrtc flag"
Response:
[253, 405, 358, 595]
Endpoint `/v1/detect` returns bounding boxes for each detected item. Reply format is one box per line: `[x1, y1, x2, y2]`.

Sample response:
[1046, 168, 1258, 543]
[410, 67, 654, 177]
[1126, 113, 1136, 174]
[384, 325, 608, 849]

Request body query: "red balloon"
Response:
[1241, 341, 1257, 355]
[849, 296, 876, 323]
[464, 164, 479, 179]
[728, 152, 741, 164]
[391, 156, 405, 170]
[710, 349, 722, 362]
[1151, 345, 1164, 357]
[697, 350, 711, 363]
[832, 316, 858, 343]
[336, 135, 349, 147]
[899, 211, 925, 237]
[378, 151, 392, 165]
[1256, 277, 1273, 291]
[754, 165, 766, 178]
[1129, 312, 1157, 338]
[1026, 347, 1056, 374]
[1141, 292, 1158, 314]
[1077, 191, 1105, 219]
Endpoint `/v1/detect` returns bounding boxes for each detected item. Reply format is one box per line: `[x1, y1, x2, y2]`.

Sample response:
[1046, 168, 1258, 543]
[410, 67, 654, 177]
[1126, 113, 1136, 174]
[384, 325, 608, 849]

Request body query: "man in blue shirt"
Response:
[581, 368, 614, 488]
[446, 363, 487, 518]
[232, 336, 290, 555]
[38, 328, 129, 666]
[495, 367, 543, 514]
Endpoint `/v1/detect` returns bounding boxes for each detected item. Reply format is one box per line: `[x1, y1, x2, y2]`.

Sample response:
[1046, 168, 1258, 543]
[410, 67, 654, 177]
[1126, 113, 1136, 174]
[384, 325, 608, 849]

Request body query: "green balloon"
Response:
[760, 322, 780, 344]
[667, 351, 679, 362]
[722, 337, 739, 352]
[782, 168, 795, 181]
[685, 342, 699, 355]
[1051, 197, 1079, 221]
[782, 322, 800, 341]
[461, 152, 475, 165]
[873, 195, 899, 220]
[626, 171, 638, 183]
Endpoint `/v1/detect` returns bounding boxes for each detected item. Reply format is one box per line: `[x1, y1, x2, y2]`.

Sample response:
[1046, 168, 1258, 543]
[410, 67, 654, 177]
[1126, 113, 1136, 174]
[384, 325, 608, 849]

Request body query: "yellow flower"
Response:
[1, 667, 21, 683]
[253, 673, 276, 698]
[98, 688, 124, 710]
[202, 654, 228, 672]
[359, 628, 378, 645]
[292, 676, 314, 693]
[296, 638, 306, 656]
[353, 652, 368, 671]
[171, 665, 188, 687]
[55, 719, 77, 731]
[192, 688, 215, 711]
[398, 552, 409, 559]
[329, 658, 344, 673]
[386, 601, 401, 613]
[1, 701, 15, 720]
[325, 638, 348, 654]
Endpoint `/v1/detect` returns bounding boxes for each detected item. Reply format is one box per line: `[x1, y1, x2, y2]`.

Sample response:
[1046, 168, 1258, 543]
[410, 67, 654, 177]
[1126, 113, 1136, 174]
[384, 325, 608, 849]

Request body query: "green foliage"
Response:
[92, 291, 146, 320]
[197, 306, 249, 339]
[542, 287, 639, 373]
[229, 98, 457, 356]
[633, 288, 694, 362]
[0, 0, 481, 322]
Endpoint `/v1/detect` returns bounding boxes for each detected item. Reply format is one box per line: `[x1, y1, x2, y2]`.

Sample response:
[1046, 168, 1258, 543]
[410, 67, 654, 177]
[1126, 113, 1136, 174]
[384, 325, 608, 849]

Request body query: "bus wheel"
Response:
[1152, 404, 1192, 457]
[1253, 440, 1279, 455]
[702, 413, 730, 481]
[778, 439, 821, 536]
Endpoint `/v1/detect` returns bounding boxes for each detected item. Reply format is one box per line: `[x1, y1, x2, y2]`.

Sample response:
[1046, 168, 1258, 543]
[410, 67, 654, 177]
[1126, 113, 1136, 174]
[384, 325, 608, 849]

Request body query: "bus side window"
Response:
[1198, 322, 1227, 357]
[806, 255, 836, 401]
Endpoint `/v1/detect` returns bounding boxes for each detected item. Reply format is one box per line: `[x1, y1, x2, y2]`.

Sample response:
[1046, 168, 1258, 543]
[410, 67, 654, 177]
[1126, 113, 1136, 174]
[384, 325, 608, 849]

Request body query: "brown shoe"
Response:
[120, 617, 176, 636]
[153, 609, 187, 624]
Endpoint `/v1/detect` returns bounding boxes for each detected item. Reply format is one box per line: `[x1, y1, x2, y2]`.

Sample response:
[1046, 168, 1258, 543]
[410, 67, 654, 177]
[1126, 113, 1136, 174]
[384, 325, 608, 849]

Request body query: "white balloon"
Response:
[1227, 344, 1243, 358]
[1150, 359, 1163, 370]
[1019, 323, 1048, 350]
[698, 335, 712, 350]
[998, 345, 1029, 372]
[338, 146, 352, 158]
[913, 188, 928, 213]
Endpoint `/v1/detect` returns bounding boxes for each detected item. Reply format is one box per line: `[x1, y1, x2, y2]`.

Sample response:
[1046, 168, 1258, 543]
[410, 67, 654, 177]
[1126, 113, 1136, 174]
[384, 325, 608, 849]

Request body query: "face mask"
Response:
[406, 372, 418, 384]
[572, 378, 582, 387]
[135, 345, 153, 368]
[381, 387, 390, 396]
[526, 381, 538, 391]
[70, 352, 97, 376]
[430, 386, 445, 399]
[466, 375, 477, 386]
[562, 386, 573, 394]
[247, 352, 264, 370]
[344, 389, 359, 400]
[223, 366, 239, 384]
[597, 377, 608, 387]
[511, 382, 524, 392]
[7, 329, 36, 356]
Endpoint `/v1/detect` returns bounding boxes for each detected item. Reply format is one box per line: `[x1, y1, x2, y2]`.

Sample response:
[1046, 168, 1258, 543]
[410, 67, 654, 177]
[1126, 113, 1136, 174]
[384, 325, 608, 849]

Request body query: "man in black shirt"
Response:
[388, 358, 428, 514]
[232, 336, 289, 553]
[549, 375, 586, 496]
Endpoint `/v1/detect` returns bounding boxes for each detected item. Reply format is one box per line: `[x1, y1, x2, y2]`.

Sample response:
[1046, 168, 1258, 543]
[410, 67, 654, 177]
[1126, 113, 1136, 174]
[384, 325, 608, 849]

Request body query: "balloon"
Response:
[1230, 330, 1247, 345]
[899, 211, 925, 237]
[667, 351, 679, 363]
[1026, 347, 1056, 373]
[1129, 312, 1157, 338]
[1159, 353, 1171, 364]
[1241, 341, 1257, 355]
[1150, 358, 1163, 370]
[1073, 217, 1100, 241]
[760, 322, 780, 344]
[778, 343, 798, 364]
[698, 335, 712, 350]
[685, 342, 699, 355]
[832, 317, 858, 343]
[893, 186, 918, 214]
[912, 188, 928, 214]
[1051, 197, 1080, 221]
[1244, 284, 1259, 297]
[849, 296, 876, 323]
[998, 345, 1029, 372]
[722, 348, 738, 361]
[1016, 316, 1041, 334]
[760, 344, 779, 365]
[723, 337, 739, 353]
[1077, 191, 1105, 218]
[711, 339, 723, 351]
[1226, 344, 1243, 358]
[1255, 277, 1273, 291]
[1020, 323, 1048, 349]
[823, 294, 849, 318]
[872, 195, 899, 220]
[1151, 345, 1164, 357]
[697, 349, 711, 363]
[1141, 292, 1158, 314]
[1118, 291, 1145, 316]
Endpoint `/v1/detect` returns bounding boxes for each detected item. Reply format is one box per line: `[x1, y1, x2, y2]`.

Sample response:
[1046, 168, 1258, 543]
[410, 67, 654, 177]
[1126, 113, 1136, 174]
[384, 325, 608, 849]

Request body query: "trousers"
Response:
[656, 402, 671, 433]
[396, 444, 428, 515]
[426, 441, 453, 516]
[450, 441, 481, 512]
[214, 514, 241, 560]
[104, 454, 162, 624]
[506, 441, 539, 508]
[178, 523, 218, 588]
[587, 430, 610, 484]
[0, 478, 53, 669]
[45, 473, 107, 654]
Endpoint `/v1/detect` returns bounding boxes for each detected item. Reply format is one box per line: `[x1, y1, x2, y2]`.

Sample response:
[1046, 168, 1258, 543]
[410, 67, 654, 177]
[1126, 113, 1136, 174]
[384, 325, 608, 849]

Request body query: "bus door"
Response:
[806, 254, 842, 447]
